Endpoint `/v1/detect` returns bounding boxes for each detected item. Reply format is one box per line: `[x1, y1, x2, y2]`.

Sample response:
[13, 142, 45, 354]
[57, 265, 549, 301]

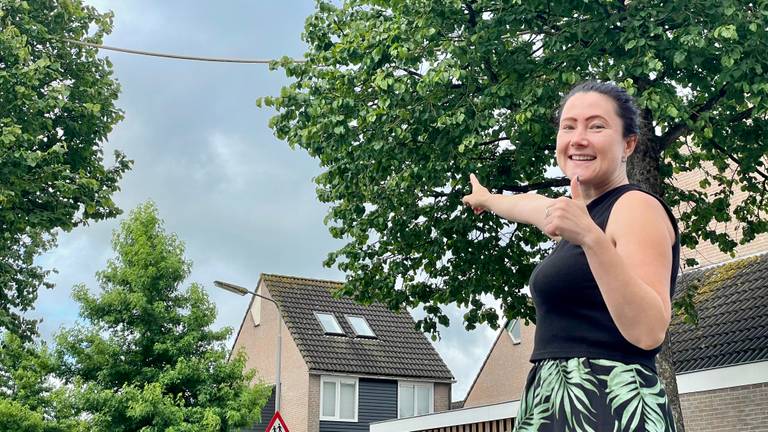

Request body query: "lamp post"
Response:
[214, 280, 282, 412]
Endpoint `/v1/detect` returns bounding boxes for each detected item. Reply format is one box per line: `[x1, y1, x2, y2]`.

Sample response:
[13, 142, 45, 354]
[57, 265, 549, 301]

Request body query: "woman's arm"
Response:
[462, 174, 555, 232]
[581, 191, 675, 350]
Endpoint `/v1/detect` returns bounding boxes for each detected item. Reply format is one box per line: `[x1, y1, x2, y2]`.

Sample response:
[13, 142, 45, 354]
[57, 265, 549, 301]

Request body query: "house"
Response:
[230, 274, 454, 432]
[371, 251, 768, 432]
[459, 312, 535, 410]
[668, 253, 768, 431]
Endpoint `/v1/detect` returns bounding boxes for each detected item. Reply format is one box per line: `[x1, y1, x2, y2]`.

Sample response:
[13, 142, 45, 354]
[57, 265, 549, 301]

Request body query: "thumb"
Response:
[570, 175, 584, 202]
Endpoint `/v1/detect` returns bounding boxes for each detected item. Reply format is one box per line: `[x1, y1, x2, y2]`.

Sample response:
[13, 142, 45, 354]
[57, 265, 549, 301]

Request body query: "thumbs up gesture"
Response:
[543, 176, 599, 245]
[462, 174, 492, 215]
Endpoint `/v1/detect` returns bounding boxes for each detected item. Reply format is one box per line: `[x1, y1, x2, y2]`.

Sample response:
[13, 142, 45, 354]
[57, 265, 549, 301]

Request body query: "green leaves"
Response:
[0, 399, 45, 432]
[713, 24, 739, 40]
[0, 0, 131, 340]
[538, 359, 598, 431]
[0, 333, 86, 431]
[265, 0, 768, 338]
[594, 360, 672, 432]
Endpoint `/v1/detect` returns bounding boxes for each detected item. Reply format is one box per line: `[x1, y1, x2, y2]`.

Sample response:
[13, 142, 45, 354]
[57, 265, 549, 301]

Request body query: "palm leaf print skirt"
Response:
[513, 358, 676, 432]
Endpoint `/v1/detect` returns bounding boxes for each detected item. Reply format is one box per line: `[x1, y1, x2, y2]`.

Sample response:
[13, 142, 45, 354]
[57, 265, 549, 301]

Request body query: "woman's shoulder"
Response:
[615, 189, 668, 213]
[609, 184, 676, 222]
[609, 189, 676, 243]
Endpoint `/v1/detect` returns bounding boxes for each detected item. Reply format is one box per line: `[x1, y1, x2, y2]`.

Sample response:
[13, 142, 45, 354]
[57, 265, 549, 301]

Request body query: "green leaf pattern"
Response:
[594, 359, 675, 432]
[514, 358, 675, 432]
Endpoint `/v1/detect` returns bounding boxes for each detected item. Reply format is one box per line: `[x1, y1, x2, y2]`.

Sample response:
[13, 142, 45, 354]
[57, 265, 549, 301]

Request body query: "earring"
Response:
[621, 155, 627, 163]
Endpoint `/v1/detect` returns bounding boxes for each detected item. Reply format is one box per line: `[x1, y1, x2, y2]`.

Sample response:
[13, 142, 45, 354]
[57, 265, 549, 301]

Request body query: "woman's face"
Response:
[556, 91, 634, 187]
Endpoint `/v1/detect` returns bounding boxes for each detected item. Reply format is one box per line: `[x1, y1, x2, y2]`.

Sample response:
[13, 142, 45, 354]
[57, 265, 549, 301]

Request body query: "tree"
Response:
[55, 202, 270, 431]
[0, 332, 86, 432]
[261, 1, 768, 430]
[0, 0, 131, 339]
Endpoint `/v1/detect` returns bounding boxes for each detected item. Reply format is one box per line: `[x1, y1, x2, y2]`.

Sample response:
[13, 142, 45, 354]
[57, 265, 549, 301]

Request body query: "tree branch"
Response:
[477, 136, 510, 146]
[706, 108, 768, 182]
[464, 0, 477, 27]
[398, 66, 465, 89]
[498, 177, 570, 193]
[463, 1, 499, 84]
[659, 84, 728, 151]
[399, 68, 423, 79]
[429, 177, 570, 199]
[660, 96, 766, 181]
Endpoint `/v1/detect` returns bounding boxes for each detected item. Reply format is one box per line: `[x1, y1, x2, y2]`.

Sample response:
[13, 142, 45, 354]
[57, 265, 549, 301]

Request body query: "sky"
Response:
[31, 0, 503, 402]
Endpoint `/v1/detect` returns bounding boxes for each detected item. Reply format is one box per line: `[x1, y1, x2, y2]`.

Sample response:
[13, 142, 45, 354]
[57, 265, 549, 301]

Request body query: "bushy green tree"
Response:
[55, 202, 270, 432]
[0, 333, 86, 432]
[0, 0, 131, 339]
[263, 1, 768, 429]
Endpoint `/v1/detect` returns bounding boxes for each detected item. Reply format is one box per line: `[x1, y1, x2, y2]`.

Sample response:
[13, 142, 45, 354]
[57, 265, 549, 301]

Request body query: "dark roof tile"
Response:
[261, 274, 454, 381]
[670, 253, 768, 373]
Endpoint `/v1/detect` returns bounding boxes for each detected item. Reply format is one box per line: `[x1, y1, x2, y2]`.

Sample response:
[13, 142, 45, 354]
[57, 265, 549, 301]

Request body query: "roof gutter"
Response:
[308, 369, 456, 384]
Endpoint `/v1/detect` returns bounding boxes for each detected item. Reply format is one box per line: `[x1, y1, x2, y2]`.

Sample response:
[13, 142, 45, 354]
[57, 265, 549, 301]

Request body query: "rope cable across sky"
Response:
[61, 38, 306, 64]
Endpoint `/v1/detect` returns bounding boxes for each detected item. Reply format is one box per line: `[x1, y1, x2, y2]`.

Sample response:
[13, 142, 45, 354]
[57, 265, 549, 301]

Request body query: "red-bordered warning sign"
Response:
[265, 411, 290, 432]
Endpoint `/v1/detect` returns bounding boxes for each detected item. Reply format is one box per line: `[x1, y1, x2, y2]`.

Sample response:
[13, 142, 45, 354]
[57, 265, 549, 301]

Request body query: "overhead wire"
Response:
[60, 38, 305, 64]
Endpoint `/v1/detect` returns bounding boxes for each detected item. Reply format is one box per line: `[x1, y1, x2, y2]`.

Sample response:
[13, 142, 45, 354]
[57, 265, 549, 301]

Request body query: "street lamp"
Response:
[215, 280, 282, 412]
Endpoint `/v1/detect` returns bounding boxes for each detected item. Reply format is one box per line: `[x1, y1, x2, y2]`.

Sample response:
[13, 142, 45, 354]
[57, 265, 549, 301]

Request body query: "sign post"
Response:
[265, 411, 289, 432]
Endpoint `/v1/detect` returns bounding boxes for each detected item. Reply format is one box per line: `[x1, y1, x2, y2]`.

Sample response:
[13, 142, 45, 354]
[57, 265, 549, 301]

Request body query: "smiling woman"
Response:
[462, 81, 680, 431]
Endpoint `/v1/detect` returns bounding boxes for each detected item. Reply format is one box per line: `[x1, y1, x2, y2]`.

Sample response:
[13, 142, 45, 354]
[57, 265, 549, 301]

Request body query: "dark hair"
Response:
[557, 81, 640, 139]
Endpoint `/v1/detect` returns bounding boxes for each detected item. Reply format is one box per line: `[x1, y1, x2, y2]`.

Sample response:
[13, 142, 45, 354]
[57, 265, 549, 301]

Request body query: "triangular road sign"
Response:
[265, 411, 290, 432]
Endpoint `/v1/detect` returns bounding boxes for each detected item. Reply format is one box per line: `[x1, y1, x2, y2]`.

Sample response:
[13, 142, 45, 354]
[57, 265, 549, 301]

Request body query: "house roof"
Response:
[670, 252, 768, 373]
[261, 274, 454, 381]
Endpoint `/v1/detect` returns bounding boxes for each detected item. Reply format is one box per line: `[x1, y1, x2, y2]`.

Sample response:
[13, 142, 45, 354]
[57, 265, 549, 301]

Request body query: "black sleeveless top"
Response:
[529, 184, 680, 372]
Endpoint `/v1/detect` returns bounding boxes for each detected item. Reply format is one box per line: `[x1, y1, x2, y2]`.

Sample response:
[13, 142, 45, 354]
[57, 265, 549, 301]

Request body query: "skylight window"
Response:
[315, 312, 345, 335]
[345, 315, 376, 338]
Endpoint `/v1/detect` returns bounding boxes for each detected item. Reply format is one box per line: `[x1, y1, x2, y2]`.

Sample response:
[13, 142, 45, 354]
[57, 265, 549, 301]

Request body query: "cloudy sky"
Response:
[32, 0, 503, 401]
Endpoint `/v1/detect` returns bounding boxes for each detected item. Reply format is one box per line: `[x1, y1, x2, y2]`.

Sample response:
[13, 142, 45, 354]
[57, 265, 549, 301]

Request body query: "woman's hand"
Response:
[543, 176, 601, 245]
[462, 174, 492, 215]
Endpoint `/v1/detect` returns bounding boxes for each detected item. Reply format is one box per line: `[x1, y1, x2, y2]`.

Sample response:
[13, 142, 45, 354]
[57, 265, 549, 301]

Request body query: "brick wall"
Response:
[679, 383, 768, 432]
[463, 321, 535, 408]
[230, 280, 310, 432]
[434, 382, 452, 413]
[307, 374, 320, 432]
[281, 323, 310, 432]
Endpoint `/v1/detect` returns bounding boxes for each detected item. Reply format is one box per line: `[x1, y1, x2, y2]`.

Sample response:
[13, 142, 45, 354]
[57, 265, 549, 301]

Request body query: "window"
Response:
[345, 315, 376, 338]
[398, 382, 433, 418]
[315, 312, 344, 335]
[250, 295, 261, 326]
[320, 376, 358, 422]
[506, 318, 522, 345]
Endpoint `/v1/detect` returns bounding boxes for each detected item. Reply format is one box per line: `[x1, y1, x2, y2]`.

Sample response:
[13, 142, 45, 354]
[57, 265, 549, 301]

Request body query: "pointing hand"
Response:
[462, 174, 491, 215]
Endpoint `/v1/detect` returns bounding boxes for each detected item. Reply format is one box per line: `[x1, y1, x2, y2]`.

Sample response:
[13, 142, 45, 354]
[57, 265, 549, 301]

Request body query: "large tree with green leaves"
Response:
[0, 0, 131, 339]
[55, 202, 270, 431]
[262, 1, 768, 430]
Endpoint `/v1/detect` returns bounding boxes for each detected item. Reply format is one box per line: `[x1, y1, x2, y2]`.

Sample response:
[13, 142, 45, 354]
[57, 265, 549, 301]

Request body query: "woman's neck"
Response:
[581, 175, 629, 204]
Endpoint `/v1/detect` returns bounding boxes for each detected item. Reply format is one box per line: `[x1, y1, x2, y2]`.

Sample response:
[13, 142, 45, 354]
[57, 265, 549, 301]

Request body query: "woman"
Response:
[462, 82, 679, 432]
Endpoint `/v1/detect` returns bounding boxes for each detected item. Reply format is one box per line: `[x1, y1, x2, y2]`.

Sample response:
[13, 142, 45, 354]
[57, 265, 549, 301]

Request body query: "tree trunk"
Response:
[657, 333, 686, 432]
[627, 130, 686, 432]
